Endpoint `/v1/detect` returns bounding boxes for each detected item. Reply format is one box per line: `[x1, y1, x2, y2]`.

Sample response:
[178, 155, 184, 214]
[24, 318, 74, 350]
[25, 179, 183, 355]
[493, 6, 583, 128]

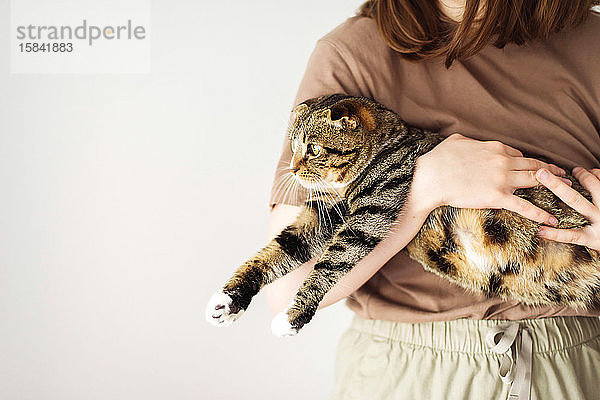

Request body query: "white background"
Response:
[0, 0, 363, 399]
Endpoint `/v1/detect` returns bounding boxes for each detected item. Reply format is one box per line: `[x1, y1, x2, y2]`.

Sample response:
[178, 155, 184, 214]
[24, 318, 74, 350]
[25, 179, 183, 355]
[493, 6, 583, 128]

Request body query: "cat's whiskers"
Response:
[272, 172, 294, 203]
[316, 187, 327, 236]
[305, 175, 330, 232]
[317, 179, 340, 231]
[308, 184, 324, 237]
[315, 177, 354, 238]
[273, 172, 300, 206]
[313, 179, 334, 231]
[271, 174, 290, 204]
[312, 178, 332, 236]
[281, 176, 297, 206]
[290, 175, 300, 207]
[306, 183, 316, 230]
[316, 177, 348, 225]
[285, 174, 304, 206]
[319, 178, 346, 203]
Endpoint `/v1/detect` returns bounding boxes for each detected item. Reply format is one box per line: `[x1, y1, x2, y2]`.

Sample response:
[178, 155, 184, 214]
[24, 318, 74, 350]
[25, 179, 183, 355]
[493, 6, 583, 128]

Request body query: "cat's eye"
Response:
[307, 144, 322, 157]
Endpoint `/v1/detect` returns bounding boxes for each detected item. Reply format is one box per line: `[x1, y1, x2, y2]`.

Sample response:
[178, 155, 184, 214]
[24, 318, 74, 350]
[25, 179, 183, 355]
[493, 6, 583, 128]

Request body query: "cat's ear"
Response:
[327, 102, 369, 131]
[327, 112, 358, 130]
[292, 103, 309, 116]
[340, 116, 358, 130]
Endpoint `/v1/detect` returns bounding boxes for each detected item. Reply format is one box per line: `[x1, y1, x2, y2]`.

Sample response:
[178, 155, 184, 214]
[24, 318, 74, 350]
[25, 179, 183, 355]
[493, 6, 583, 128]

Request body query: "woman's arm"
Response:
[265, 204, 305, 313]
[265, 133, 569, 313]
[265, 183, 432, 313]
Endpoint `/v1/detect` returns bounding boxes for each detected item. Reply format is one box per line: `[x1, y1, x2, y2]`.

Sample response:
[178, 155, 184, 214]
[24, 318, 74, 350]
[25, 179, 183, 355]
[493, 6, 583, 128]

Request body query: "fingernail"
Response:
[548, 216, 558, 226]
[561, 178, 573, 186]
[559, 168, 566, 176]
[537, 169, 549, 180]
[573, 166, 582, 174]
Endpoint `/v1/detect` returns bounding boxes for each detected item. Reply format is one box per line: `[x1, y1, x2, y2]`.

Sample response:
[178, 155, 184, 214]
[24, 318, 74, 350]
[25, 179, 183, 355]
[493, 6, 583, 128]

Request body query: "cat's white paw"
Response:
[271, 311, 299, 337]
[205, 290, 244, 327]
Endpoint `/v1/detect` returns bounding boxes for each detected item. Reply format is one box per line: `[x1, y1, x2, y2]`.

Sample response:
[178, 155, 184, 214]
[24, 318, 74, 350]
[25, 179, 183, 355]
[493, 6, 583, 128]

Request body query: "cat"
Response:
[206, 94, 600, 336]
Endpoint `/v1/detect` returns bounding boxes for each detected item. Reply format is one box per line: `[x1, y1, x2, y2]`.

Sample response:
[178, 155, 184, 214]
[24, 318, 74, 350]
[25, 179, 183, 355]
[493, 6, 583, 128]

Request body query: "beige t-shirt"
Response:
[269, 13, 600, 322]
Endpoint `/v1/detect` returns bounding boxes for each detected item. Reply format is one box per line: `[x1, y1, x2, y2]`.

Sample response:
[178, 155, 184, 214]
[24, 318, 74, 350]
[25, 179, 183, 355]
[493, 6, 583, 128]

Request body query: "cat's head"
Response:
[288, 94, 392, 192]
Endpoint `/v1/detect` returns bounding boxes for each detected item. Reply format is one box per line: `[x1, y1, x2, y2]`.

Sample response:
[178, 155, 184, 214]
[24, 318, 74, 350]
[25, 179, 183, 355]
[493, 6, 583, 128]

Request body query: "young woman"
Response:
[266, 1, 600, 398]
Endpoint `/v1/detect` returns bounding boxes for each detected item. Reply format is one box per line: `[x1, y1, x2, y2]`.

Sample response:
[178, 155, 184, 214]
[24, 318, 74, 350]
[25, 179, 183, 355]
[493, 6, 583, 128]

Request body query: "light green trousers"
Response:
[330, 315, 600, 400]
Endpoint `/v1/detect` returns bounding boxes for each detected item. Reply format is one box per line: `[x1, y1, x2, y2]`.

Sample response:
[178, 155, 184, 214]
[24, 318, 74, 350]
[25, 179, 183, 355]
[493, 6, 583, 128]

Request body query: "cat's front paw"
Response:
[205, 289, 245, 327]
[271, 311, 300, 337]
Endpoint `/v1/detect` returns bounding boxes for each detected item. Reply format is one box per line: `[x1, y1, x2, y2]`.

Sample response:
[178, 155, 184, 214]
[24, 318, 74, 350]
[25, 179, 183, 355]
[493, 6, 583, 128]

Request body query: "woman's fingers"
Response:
[590, 168, 600, 180]
[500, 144, 523, 157]
[572, 167, 600, 206]
[511, 157, 565, 176]
[509, 171, 572, 189]
[501, 193, 558, 226]
[538, 226, 589, 247]
[536, 168, 599, 222]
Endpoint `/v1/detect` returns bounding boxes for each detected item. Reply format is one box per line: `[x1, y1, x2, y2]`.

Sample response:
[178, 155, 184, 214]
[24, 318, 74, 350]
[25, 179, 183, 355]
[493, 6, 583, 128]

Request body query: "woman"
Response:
[266, 1, 600, 399]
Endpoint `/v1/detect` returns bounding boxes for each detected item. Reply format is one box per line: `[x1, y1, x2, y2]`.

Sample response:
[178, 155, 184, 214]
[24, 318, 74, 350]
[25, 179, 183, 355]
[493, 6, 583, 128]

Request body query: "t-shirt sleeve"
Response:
[268, 39, 366, 208]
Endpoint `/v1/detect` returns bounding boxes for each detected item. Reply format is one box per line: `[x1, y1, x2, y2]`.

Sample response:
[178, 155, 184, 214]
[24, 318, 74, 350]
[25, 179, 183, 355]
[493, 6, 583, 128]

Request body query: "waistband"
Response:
[349, 315, 600, 354]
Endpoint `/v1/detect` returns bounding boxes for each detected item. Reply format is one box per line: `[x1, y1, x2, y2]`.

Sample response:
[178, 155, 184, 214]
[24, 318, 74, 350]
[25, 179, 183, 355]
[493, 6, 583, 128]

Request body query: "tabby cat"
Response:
[206, 94, 600, 336]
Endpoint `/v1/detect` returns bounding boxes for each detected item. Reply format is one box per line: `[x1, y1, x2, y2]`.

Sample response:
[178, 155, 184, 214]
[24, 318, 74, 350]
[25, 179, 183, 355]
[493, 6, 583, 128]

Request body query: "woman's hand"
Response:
[535, 167, 600, 250]
[412, 133, 570, 225]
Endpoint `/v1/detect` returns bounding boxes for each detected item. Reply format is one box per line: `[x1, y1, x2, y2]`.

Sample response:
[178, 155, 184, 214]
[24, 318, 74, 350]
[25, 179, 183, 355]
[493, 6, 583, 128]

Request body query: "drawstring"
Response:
[485, 323, 533, 400]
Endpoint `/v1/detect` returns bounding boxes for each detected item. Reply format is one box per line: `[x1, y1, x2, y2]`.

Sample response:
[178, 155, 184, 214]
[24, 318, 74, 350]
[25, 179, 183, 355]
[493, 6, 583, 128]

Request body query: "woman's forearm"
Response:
[320, 187, 432, 307]
[264, 204, 311, 313]
[264, 187, 433, 313]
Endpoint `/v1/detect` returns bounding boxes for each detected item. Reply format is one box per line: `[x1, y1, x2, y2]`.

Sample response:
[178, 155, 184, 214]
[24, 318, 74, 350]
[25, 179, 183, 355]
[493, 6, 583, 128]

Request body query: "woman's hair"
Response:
[358, 0, 600, 67]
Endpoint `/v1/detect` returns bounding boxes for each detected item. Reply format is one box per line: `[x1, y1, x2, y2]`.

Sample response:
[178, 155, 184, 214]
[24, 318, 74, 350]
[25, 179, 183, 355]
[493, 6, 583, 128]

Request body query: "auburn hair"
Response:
[358, 0, 600, 67]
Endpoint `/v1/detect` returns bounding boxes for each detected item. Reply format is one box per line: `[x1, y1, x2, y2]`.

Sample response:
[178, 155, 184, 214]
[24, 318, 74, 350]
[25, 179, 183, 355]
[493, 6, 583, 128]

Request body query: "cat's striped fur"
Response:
[206, 94, 600, 336]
